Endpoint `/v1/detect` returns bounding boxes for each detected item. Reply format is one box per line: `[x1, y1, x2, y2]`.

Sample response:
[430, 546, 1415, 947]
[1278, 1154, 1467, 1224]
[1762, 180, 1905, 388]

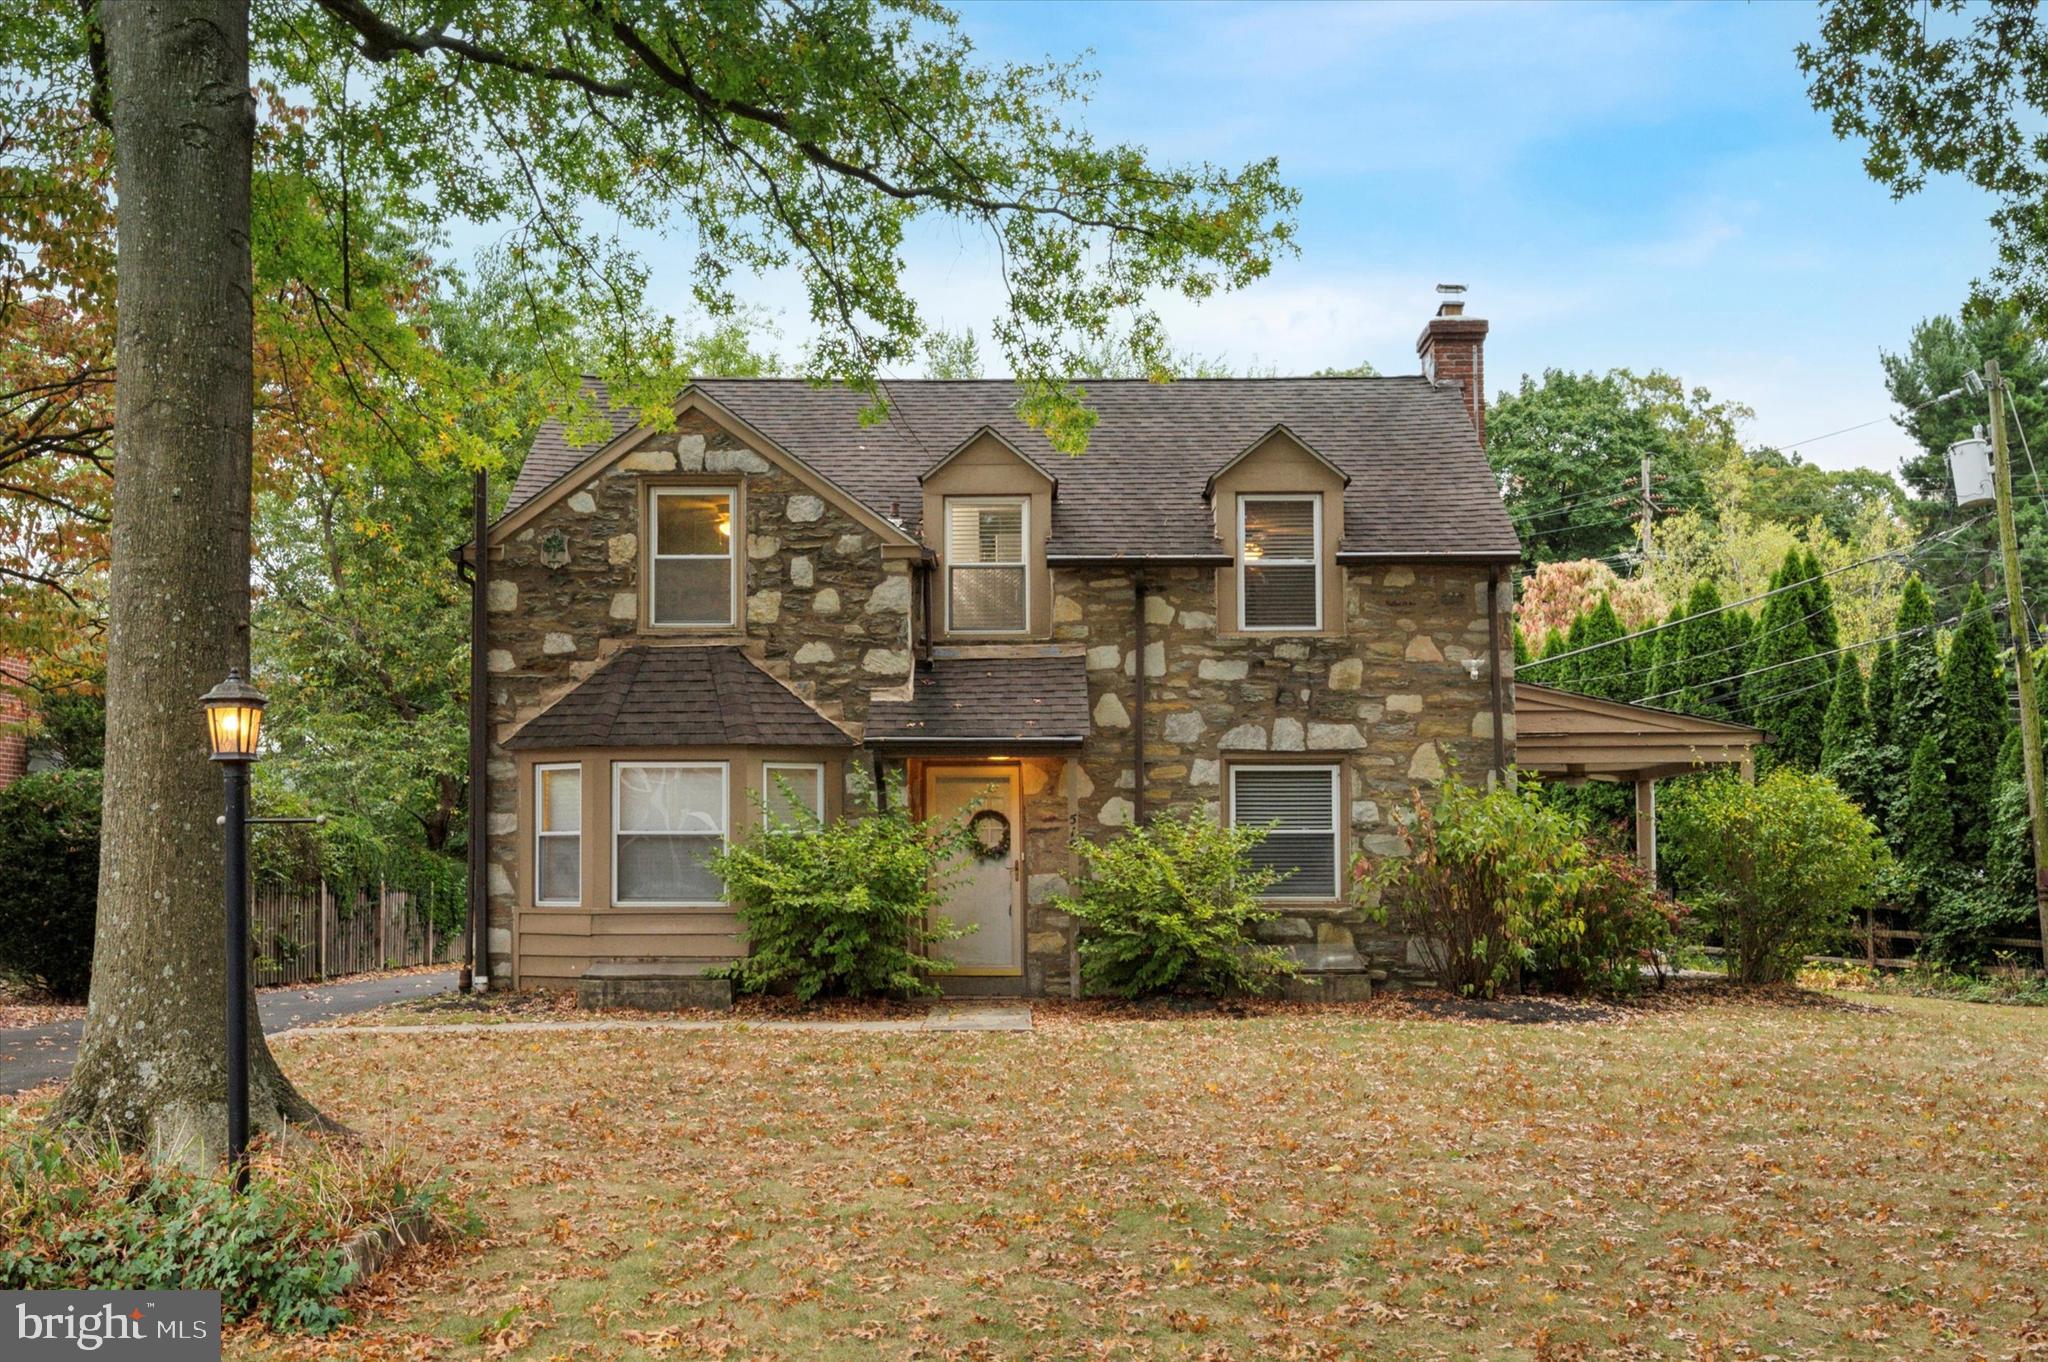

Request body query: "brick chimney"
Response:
[1416, 285, 1489, 448]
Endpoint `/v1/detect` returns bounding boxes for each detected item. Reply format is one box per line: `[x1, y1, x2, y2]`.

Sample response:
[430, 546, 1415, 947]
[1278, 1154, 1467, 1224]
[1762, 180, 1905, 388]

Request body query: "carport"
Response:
[1513, 683, 1766, 874]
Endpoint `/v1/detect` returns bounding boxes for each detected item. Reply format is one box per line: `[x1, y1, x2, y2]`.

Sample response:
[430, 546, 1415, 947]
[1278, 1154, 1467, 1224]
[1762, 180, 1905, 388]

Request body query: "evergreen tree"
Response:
[1820, 656, 1870, 768]
[1725, 610, 1757, 722]
[1901, 733, 1955, 872]
[1801, 548, 1841, 664]
[1533, 626, 1572, 691]
[1573, 596, 1631, 701]
[1867, 636, 1897, 750]
[1743, 548, 1831, 768]
[1513, 625, 1532, 666]
[1820, 656, 1882, 816]
[1673, 581, 1737, 719]
[1988, 727, 2035, 907]
[1942, 585, 2009, 863]
[1643, 606, 1682, 705]
[1892, 575, 1943, 756]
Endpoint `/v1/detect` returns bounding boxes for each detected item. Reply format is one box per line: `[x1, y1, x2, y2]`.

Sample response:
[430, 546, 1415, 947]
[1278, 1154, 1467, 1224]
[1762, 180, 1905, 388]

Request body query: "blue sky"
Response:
[608, 1, 2004, 476]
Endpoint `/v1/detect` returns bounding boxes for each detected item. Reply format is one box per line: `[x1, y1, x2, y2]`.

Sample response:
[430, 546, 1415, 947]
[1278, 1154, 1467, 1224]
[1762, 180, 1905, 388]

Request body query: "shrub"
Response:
[1662, 769, 1888, 984]
[0, 768, 101, 999]
[711, 791, 970, 1000]
[1533, 849, 1686, 995]
[1056, 811, 1298, 999]
[1358, 776, 1677, 998]
[0, 1116, 470, 1333]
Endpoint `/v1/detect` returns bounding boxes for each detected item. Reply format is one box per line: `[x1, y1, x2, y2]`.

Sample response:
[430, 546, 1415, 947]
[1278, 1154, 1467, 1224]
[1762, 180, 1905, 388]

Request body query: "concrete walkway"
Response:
[0, 969, 460, 1096]
[283, 999, 1034, 1040]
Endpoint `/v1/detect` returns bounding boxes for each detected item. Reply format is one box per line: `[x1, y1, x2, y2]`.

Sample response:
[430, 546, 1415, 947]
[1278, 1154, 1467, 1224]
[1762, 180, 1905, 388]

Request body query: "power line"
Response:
[1521, 513, 1991, 669]
[1635, 597, 2001, 709]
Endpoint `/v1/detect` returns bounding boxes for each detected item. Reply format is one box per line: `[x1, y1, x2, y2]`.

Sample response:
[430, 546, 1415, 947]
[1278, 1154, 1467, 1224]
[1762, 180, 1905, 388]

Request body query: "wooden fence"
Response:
[249, 878, 462, 987]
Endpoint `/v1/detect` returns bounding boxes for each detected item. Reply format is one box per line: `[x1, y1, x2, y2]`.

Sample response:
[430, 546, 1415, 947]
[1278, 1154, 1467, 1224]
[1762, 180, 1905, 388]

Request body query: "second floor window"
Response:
[650, 488, 735, 627]
[1239, 495, 1320, 631]
[946, 498, 1028, 633]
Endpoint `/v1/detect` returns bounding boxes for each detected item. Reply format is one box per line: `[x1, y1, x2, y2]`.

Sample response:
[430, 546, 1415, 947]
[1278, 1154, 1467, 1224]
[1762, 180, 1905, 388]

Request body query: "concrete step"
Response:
[576, 960, 734, 1012]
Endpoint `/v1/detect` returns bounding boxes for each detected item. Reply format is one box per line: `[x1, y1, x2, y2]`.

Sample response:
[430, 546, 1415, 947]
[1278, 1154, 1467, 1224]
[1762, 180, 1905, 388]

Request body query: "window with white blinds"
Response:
[613, 762, 728, 905]
[761, 762, 825, 831]
[534, 764, 581, 905]
[1238, 495, 1321, 630]
[649, 488, 736, 626]
[946, 498, 1028, 632]
[1230, 765, 1340, 899]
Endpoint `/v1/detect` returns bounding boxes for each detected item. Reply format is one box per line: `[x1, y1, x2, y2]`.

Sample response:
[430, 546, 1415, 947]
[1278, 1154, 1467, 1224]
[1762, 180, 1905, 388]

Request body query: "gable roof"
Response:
[1514, 683, 1765, 780]
[504, 646, 855, 751]
[918, 424, 1059, 491]
[1203, 422, 1351, 496]
[510, 376, 1520, 562]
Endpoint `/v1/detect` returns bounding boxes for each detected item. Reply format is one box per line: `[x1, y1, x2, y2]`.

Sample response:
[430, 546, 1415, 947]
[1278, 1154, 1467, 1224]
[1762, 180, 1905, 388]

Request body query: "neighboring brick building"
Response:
[475, 301, 1519, 996]
[0, 659, 29, 792]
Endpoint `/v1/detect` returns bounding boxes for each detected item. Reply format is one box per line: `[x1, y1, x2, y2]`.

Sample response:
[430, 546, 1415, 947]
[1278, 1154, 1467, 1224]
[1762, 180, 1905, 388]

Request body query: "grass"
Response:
[91, 990, 2048, 1359]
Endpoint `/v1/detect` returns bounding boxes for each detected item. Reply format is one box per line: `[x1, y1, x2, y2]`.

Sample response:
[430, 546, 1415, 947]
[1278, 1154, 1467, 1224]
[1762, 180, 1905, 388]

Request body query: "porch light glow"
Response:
[201, 668, 267, 763]
[1243, 542, 1264, 560]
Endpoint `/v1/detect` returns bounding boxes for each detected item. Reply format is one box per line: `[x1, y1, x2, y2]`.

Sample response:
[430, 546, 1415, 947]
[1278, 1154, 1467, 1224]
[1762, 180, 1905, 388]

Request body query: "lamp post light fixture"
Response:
[201, 668, 266, 1190]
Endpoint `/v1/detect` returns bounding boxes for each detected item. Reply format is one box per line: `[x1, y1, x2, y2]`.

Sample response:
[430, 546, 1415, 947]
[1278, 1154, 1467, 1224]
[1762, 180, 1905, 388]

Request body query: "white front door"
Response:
[924, 764, 1022, 975]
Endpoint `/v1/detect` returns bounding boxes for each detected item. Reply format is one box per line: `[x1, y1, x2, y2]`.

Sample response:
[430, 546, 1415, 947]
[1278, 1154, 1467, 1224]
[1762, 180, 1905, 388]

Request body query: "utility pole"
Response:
[1638, 452, 1655, 561]
[1985, 358, 2048, 958]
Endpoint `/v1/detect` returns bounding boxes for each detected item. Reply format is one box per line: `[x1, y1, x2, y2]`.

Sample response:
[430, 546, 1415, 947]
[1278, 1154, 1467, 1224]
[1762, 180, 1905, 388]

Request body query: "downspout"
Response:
[1132, 569, 1148, 827]
[1487, 565, 1508, 784]
[467, 469, 489, 992]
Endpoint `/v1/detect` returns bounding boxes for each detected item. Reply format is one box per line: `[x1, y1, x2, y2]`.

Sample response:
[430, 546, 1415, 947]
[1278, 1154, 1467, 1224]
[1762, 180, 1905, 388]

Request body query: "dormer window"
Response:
[649, 487, 737, 627]
[945, 497, 1028, 633]
[1238, 495, 1321, 631]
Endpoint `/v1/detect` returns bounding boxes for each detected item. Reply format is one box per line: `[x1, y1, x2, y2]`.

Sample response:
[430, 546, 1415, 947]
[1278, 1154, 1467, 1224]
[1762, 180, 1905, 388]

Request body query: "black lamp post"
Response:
[201, 667, 265, 1190]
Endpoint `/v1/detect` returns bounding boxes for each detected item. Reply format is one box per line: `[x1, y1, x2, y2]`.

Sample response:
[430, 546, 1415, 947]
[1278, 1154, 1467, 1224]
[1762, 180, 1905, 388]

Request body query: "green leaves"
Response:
[1360, 777, 1676, 998]
[1663, 768, 1890, 984]
[1055, 811, 1297, 1000]
[246, 0, 1298, 448]
[711, 786, 970, 1001]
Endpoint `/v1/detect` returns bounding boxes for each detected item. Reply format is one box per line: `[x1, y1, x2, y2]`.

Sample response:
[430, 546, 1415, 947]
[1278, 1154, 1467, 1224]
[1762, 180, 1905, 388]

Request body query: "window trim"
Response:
[761, 761, 826, 832]
[1228, 762, 1342, 903]
[944, 495, 1031, 636]
[646, 486, 738, 629]
[1236, 493, 1322, 633]
[610, 759, 730, 909]
[533, 763, 583, 907]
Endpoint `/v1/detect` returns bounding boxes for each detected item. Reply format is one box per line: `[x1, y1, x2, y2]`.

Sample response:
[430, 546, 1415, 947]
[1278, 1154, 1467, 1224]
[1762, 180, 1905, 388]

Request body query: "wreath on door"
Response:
[966, 808, 1012, 860]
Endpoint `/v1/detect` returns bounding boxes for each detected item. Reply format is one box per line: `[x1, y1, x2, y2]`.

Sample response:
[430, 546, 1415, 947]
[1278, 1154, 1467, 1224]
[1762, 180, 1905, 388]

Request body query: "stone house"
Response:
[476, 301, 1519, 998]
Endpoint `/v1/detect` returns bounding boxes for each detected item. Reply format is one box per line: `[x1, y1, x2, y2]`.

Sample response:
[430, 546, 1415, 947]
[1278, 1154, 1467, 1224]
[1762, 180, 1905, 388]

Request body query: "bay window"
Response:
[613, 761, 728, 906]
[761, 761, 825, 830]
[534, 764, 581, 905]
[1230, 765, 1341, 899]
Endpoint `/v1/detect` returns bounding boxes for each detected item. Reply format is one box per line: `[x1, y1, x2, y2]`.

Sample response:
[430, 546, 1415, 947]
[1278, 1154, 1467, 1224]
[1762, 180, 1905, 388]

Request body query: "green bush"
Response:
[1662, 769, 1888, 984]
[1358, 777, 1677, 998]
[1533, 849, 1685, 995]
[711, 792, 970, 1001]
[0, 769, 101, 999]
[1056, 810, 1298, 999]
[0, 1117, 469, 1333]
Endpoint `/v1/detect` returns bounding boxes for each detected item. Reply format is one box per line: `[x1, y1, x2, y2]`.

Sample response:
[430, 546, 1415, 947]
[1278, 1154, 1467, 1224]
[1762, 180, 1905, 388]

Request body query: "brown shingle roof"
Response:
[867, 654, 1091, 748]
[508, 376, 1520, 562]
[504, 646, 854, 750]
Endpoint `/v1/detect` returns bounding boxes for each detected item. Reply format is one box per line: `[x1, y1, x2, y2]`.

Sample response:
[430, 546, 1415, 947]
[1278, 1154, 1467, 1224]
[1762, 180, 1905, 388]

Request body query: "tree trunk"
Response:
[50, 0, 330, 1164]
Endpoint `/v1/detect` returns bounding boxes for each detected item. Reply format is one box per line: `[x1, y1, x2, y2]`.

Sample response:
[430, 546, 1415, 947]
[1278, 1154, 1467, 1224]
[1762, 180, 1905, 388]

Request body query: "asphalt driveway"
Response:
[0, 968, 459, 1096]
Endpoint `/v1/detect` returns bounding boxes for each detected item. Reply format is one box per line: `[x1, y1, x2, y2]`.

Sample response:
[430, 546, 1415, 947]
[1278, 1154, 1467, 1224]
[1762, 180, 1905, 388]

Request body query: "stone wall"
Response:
[481, 409, 906, 982]
[1052, 561, 1508, 986]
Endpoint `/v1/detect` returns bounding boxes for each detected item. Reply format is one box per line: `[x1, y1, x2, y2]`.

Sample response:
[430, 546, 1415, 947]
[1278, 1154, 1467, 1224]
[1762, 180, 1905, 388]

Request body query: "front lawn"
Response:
[241, 993, 2047, 1357]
